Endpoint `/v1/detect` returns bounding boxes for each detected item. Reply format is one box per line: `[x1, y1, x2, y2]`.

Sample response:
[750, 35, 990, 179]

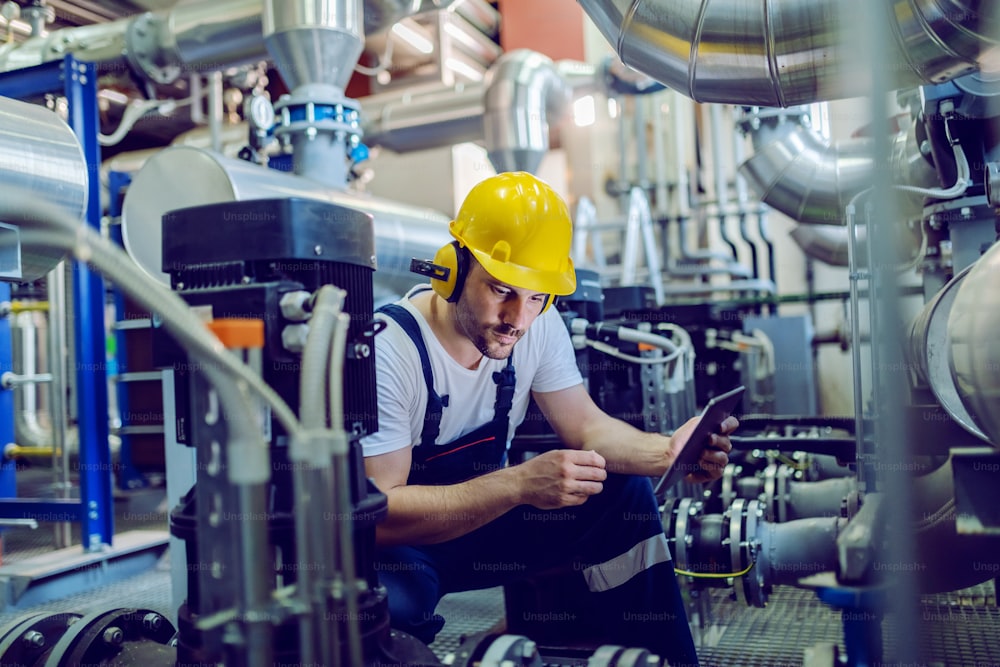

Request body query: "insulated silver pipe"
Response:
[577, 0, 997, 107]
[0, 0, 459, 84]
[947, 240, 1000, 446]
[120, 146, 451, 298]
[0, 97, 86, 281]
[739, 109, 936, 227]
[483, 49, 572, 174]
[360, 82, 485, 153]
[11, 312, 51, 449]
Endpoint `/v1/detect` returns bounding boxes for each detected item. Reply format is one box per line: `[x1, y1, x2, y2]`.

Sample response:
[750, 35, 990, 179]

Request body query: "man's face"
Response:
[454, 262, 548, 360]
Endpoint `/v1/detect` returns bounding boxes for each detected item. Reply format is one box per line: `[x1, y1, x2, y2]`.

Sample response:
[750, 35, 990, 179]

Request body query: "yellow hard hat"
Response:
[446, 172, 576, 299]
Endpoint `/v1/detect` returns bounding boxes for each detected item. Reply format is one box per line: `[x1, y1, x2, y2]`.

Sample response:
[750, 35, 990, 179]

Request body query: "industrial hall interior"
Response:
[0, 0, 999, 665]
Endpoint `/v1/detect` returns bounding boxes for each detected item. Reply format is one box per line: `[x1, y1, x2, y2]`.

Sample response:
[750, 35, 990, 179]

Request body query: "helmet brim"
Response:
[471, 248, 577, 296]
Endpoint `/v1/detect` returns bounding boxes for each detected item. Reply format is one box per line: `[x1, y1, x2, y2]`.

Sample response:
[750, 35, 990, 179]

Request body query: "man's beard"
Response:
[455, 297, 523, 360]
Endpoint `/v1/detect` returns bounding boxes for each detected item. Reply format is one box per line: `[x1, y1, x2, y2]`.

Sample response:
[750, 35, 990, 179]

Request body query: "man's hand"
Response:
[514, 449, 608, 509]
[668, 415, 738, 483]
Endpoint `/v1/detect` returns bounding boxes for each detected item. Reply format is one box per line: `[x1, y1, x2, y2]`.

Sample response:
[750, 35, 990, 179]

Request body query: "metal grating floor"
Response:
[1, 470, 997, 666]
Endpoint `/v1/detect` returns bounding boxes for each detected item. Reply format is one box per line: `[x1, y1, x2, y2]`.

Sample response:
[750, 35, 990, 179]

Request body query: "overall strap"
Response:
[376, 304, 446, 448]
[491, 356, 516, 427]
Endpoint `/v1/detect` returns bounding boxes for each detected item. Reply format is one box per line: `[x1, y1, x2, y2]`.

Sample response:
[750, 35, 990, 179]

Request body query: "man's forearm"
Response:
[579, 417, 672, 477]
[375, 467, 523, 546]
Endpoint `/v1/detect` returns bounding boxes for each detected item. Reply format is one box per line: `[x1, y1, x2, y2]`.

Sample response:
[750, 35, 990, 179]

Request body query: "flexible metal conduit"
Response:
[577, 0, 997, 107]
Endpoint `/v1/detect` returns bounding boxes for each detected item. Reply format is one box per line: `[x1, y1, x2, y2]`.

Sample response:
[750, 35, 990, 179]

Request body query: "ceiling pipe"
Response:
[577, 0, 998, 107]
[483, 49, 572, 174]
[738, 108, 940, 227]
[0, 0, 466, 84]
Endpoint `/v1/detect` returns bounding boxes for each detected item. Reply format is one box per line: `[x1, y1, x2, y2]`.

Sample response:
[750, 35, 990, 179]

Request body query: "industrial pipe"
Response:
[483, 49, 572, 174]
[0, 97, 86, 281]
[577, 0, 997, 107]
[947, 239, 1000, 447]
[120, 145, 452, 298]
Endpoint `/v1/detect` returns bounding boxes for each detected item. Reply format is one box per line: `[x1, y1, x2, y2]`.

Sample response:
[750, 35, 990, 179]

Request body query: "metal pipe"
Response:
[758, 516, 843, 586]
[360, 82, 485, 152]
[483, 49, 572, 174]
[709, 104, 738, 259]
[577, 0, 997, 107]
[0, 0, 461, 85]
[732, 125, 760, 279]
[947, 240, 1000, 446]
[0, 96, 86, 281]
[45, 264, 71, 549]
[206, 71, 224, 154]
[121, 146, 452, 298]
[10, 313, 51, 449]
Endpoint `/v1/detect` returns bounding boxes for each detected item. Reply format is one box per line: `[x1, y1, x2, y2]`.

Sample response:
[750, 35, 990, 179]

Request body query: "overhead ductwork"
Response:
[737, 105, 941, 264]
[576, 0, 999, 107]
[739, 108, 940, 227]
[362, 49, 573, 174]
[483, 49, 572, 174]
[0, 0, 465, 85]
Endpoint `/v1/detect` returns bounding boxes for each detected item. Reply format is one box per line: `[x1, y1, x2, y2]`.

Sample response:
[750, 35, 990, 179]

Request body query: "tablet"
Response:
[653, 385, 745, 495]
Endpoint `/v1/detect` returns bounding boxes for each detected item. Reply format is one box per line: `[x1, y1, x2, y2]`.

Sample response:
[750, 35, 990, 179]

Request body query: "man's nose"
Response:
[500, 297, 532, 330]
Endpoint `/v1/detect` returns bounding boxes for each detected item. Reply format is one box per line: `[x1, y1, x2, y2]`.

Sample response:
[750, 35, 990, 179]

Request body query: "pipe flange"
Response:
[273, 93, 363, 143]
[673, 497, 697, 573]
[0, 611, 81, 666]
[986, 162, 1000, 208]
[742, 499, 767, 608]
[729, 498, 747, 606]
[124, 12, 181, 85]
[43, 607, 175, 666]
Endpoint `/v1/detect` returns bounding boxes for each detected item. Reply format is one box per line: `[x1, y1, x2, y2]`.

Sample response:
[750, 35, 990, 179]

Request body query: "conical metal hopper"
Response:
[263, 0, 364, 92]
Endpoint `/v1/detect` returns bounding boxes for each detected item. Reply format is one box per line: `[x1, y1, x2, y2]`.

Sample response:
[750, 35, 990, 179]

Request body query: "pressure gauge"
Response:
[246, 94, 275, 134]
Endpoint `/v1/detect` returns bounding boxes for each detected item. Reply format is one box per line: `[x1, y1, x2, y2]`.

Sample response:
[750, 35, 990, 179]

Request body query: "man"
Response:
[361, 171, 736, 666]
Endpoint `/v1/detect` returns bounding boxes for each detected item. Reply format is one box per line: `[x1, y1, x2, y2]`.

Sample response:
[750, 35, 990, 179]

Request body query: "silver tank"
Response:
[120, 146, 451, 300]
[0, 97, 87, 281]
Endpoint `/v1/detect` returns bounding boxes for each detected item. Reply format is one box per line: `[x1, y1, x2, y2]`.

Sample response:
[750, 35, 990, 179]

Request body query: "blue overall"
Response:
[373, 304, 699, 666]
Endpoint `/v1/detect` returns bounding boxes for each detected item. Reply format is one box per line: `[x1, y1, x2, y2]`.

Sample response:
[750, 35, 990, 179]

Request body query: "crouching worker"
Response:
[361, 172, 737, 667]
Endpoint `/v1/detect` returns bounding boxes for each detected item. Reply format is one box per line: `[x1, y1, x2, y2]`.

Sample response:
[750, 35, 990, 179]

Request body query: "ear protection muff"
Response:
[430, 241, 469, 303]
[428, 241, 558, 313]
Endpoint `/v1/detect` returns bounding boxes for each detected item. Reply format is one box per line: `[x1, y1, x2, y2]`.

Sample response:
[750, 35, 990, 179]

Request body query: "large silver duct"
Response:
[0, 0, 464, 84]
[120, 146, 450, 298]
[0, 96, 86, 281]
[948, 240, 1000, 446]
[360, 82, 485, 153]
[483, 49, 572, 174]
[907, 264, 990, 443]
[577, 0, 999, 107]
[361, 49, 574, 174]
[738, 110, 938, 227]
[740, 108, 939, 264]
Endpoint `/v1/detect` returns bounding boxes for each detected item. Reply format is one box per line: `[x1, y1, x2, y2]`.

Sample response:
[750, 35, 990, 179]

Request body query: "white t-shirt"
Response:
[360, 286, 583, 457]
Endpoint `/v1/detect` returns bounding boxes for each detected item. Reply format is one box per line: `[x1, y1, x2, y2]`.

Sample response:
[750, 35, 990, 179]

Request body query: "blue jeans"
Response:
[374, 474, 699, 667]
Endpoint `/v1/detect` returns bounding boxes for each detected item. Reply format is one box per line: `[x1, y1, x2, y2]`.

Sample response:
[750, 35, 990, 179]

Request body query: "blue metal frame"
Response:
[0, 55, 112, 549]
[0, 283, 15, 498]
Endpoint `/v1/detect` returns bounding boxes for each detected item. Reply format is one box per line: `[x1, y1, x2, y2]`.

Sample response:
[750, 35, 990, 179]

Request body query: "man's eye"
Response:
[493, 286, 510, 296]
